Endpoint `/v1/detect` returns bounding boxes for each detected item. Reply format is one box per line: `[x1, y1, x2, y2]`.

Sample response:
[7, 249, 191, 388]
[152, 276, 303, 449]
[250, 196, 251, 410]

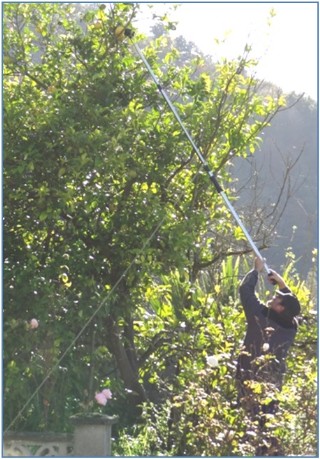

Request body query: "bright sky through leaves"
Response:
[136, 2, 317, 100]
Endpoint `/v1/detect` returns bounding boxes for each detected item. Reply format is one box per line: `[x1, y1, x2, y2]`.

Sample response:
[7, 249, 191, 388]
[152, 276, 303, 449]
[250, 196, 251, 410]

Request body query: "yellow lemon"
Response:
[115, 25, 125, 41]
[93, 21, 103, 30]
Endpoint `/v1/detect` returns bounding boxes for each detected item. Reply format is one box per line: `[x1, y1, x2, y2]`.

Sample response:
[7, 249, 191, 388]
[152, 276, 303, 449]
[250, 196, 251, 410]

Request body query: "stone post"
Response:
[70, 413, 118, 457]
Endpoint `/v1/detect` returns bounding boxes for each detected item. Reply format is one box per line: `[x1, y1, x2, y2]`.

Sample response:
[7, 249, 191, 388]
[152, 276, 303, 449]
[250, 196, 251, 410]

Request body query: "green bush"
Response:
[114, 253, 317, 456]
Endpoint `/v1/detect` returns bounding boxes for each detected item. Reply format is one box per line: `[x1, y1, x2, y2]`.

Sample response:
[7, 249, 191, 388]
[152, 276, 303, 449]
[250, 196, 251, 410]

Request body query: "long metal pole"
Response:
[130, 36, 270, 274]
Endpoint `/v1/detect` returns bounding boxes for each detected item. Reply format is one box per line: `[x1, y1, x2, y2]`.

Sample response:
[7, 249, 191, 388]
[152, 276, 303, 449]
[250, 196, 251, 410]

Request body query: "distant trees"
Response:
[4, 3, 316, 455]
[231, 91, 317, 277]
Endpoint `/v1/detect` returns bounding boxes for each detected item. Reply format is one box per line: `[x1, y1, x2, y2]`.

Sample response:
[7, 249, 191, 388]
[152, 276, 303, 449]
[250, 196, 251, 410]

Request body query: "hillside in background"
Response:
[235, 94, 318, 276]
[233, 93, 317, 277]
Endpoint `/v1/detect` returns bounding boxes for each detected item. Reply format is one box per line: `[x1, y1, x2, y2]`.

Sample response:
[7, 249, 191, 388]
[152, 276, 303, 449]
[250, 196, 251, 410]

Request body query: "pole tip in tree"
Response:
[114, 26, 135, 41]
[124, 28, 135, 38]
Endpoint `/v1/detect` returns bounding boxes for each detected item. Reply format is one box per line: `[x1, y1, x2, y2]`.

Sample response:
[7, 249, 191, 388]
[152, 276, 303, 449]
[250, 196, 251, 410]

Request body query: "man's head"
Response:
[268, 291, 301, 319]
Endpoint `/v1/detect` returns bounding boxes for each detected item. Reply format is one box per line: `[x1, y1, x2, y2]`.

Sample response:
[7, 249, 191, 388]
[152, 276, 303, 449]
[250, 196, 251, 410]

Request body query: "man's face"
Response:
[267, 295, 285, 314]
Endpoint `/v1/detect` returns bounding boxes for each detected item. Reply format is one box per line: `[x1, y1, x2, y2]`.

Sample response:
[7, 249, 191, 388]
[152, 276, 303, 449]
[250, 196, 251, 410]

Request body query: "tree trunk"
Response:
[104, 315, 147, 406]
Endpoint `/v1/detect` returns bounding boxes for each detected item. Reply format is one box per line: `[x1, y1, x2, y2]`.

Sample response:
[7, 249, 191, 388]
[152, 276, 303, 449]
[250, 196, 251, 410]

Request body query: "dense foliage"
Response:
[4, 3, 317, 455]
[112, 254, 317, 456]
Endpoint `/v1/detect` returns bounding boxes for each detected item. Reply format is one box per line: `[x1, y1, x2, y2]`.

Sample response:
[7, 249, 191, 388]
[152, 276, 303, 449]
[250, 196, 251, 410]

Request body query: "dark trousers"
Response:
[236, 379, 283, 455]
[259, 399, 279, 427]
[236, 377, 279, 425]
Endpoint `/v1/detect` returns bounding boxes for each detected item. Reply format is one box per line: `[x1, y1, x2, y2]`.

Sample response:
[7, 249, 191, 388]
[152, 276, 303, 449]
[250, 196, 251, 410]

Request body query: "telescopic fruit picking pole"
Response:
[124, 28, 271, 275]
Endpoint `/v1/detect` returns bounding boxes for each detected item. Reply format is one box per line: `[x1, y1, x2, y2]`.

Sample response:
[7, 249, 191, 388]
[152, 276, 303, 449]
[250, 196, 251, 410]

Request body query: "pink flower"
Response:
[29, 318, 39, 329]
[95, 388, 112, 406]
[102, 389, 112, 400]
[95, 392, 108, 406]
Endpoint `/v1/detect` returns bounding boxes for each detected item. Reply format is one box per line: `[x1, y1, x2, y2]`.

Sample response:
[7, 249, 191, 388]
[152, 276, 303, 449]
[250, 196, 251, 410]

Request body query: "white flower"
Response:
[262, 343, 270, 352]
[29, 318, 39, 329]
[206, 355, 219, 368]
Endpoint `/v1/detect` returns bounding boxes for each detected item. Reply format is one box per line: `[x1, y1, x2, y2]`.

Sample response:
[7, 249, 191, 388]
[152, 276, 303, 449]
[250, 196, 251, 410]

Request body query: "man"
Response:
[236, 257, 301, 453]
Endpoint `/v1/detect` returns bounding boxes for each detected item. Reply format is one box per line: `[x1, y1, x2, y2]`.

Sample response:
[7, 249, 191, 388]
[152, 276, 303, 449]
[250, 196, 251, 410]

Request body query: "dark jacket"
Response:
[236, 269, 298, 389]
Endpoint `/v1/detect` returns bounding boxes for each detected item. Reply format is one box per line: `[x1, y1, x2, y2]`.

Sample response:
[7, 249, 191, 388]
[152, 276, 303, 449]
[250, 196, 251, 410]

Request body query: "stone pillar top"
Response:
[70, 413, 119, 426]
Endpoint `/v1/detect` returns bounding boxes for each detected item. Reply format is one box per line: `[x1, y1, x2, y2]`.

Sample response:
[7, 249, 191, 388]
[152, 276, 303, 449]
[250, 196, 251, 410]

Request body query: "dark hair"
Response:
[277, 291, 301, 317]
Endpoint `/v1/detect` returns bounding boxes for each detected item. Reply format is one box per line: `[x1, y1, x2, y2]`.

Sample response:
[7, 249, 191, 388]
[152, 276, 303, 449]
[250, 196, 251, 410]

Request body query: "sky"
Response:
[136, 2, 318, 100]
